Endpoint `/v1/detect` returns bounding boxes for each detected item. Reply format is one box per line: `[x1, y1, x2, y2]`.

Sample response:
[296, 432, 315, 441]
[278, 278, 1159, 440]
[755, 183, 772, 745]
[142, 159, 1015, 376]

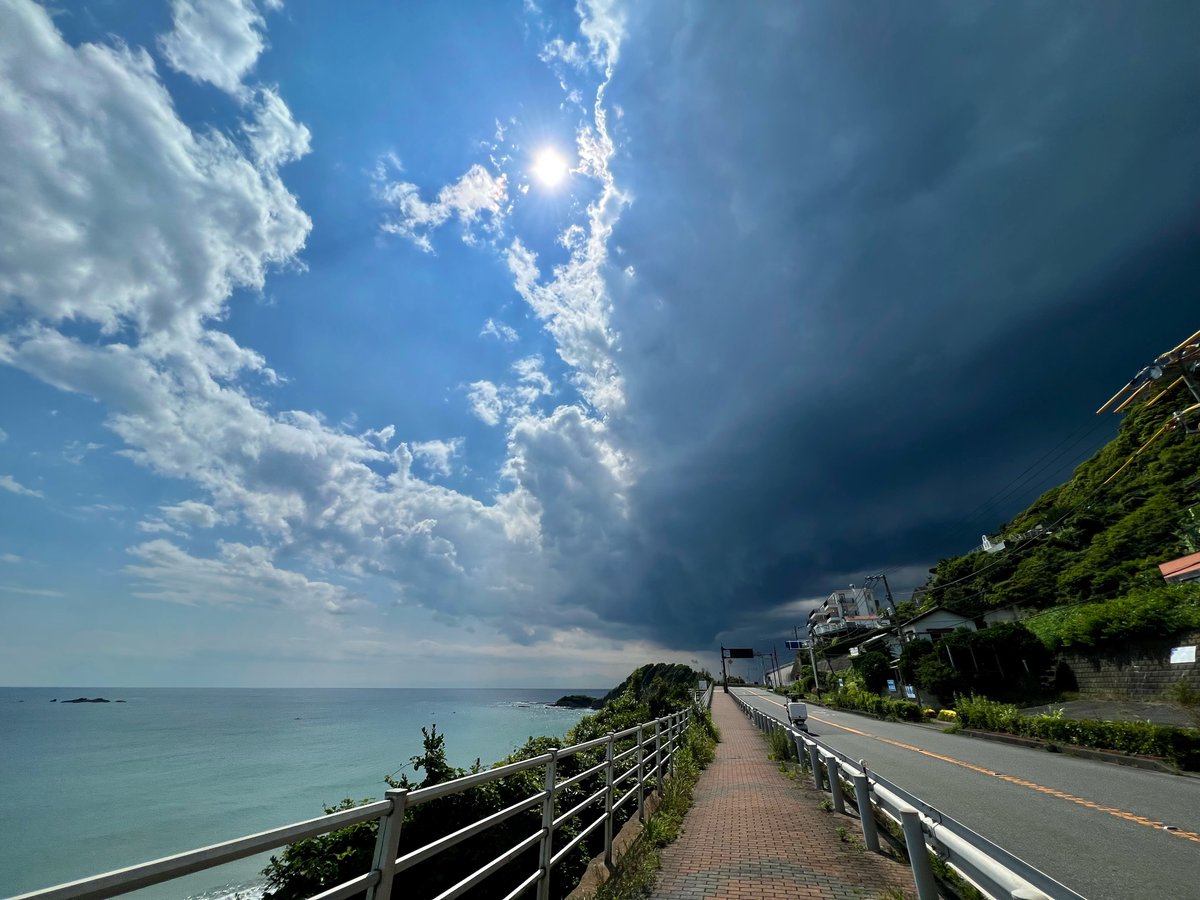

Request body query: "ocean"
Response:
[0, 687, 605, 899]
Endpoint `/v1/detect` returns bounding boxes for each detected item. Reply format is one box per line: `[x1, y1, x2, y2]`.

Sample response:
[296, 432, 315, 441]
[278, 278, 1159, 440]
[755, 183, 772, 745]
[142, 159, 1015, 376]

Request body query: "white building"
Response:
[807, 585, 883, 642]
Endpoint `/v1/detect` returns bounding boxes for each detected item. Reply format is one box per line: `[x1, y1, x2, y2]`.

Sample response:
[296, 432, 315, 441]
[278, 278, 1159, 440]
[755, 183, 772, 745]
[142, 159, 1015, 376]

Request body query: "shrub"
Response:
[953, 695, 1200, 770]
[825, 683, 921, 721]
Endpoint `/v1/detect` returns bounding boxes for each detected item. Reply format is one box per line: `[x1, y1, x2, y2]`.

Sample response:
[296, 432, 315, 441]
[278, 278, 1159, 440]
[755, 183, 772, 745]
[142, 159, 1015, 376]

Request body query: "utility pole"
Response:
[866, 573, 897, 617]
[807, 636, 821, 697]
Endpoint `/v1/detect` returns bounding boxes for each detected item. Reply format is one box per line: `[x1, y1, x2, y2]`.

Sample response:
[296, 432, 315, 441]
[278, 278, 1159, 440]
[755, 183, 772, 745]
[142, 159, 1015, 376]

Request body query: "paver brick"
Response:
[650, 692, 915, 900]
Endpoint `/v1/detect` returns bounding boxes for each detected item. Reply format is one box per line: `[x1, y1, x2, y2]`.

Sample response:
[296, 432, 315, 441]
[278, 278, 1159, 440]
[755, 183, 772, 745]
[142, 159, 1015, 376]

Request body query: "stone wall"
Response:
[1060, 630, 1200, 699]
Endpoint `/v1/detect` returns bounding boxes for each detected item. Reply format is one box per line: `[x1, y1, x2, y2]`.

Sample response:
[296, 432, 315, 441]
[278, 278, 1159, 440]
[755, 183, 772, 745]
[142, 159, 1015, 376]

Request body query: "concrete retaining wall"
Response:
[1060, 630, 1200, 699]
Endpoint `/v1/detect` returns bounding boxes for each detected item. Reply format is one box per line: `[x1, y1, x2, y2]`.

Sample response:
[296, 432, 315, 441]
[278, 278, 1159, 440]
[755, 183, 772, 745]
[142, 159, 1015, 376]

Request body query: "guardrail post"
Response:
[604, 732, 615, 866]
[672, 710, 681, 777]
[655, 718, 663, 784]
[808, 742, 823, 789]
[851, 769, 879, 852]
[365, 787, 408, 900]
[537, 748, 559, 900]
[825, 753, 845, 814]
[792, 731, 806, 771]
[898, 805, 937, 900]
[636, 724, 646, 821]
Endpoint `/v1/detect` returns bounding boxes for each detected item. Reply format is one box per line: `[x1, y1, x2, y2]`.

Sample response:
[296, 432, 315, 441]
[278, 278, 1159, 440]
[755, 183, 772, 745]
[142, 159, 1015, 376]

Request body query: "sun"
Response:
[532, 147, 569, 188]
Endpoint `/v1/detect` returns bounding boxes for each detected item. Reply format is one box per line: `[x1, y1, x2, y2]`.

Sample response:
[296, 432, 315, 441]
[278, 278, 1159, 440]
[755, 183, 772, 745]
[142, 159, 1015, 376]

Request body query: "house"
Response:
[1159, 550, 1200, 584]
[898, 606, 977, 643]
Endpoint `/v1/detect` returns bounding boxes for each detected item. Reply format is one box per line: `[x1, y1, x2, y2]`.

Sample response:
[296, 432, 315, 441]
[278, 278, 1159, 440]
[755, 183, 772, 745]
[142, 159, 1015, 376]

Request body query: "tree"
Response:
[851, 650, 891, 693]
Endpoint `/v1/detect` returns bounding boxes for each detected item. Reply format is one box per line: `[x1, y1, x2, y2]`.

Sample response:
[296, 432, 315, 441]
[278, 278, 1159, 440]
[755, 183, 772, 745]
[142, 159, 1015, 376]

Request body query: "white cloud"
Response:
[243, 87, 311, 167]
[577, 0, 626, 71]
[467, 380, 504, 426]
[466, 358, 554, 428]
[63, 441, 104, 465]
[0, 1, 310, 339]
[0, 475, 42, 498]
[410, 438, 464, 477]
[0, 553, 21, 563]
[481, 318, 519, 342]
[0, 584, 63, 598]
[0, 0, 646, 658]
[158, 0, 274, 95]
[0, 427, 7, 442]
[161, 500, 227, 528]
[375, 158, 508, 252]
[137, 518, 181, 535]
[125, 539, 365, 614]
[540, 37, 586, 70]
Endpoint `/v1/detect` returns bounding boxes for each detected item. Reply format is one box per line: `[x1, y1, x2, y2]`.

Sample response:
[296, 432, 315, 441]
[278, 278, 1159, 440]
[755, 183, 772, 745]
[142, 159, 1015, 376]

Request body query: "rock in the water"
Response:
[62, 697, 111, 703]
[552, 694, 601, 709]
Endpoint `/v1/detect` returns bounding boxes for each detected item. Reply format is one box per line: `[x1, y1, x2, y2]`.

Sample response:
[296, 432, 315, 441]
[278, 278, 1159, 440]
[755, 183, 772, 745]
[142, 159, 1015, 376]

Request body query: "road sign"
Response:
[725, 647, 754, 659]
[785, 639, 803, 650]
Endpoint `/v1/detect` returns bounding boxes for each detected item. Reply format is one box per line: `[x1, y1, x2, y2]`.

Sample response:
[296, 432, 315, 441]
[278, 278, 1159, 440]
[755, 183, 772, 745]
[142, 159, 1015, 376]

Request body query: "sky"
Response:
[1, 0, 1199, 688]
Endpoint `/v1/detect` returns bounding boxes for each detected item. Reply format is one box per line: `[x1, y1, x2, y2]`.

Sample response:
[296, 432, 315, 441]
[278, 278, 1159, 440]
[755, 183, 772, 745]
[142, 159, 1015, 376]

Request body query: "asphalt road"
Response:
[731, 687, 1200, 900]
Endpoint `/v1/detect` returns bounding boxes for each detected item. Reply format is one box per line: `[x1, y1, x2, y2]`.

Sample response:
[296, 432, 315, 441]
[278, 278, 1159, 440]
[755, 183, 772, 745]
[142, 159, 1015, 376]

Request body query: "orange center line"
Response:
[744, 691, 1200, 844]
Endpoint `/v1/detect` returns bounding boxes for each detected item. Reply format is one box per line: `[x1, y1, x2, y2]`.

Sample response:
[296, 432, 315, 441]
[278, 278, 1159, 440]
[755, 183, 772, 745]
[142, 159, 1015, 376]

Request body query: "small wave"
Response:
[185, 880, 266, 900]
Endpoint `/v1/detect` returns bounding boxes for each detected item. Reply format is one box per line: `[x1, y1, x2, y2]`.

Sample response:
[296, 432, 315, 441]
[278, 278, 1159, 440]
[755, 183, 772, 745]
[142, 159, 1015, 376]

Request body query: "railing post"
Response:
[636, 724, 646, 821]
[792, 732, 806, 772]
[825, 753, 845, 813]
[809, 742, 823, 789]
[604, 732, 615, 866]
[898, 805, 937, 900]
[537, 748, 559, 900]
[365, 788, 408, 900]
[655, 718, 664, 784]
[667, 713, 676, 773]
[851, 769, 879, 852]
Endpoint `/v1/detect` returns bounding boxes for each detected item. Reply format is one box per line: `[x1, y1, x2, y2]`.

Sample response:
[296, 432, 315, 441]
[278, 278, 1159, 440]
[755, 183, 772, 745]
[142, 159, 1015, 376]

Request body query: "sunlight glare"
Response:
[532, 147, 569, 188]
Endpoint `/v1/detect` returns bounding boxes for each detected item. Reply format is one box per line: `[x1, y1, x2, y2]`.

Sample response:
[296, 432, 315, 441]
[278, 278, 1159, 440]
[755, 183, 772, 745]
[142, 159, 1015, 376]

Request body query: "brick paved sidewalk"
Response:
[650, 691, 915, 900]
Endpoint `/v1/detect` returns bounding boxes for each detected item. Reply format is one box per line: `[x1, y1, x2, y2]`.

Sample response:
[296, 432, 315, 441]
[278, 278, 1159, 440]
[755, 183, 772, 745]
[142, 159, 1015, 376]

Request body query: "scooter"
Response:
[787, 701, 810, 734]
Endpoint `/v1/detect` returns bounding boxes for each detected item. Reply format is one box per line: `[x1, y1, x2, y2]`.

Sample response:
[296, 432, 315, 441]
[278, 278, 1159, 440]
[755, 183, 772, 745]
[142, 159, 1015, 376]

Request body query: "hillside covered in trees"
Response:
[918, 378, 1200, 652]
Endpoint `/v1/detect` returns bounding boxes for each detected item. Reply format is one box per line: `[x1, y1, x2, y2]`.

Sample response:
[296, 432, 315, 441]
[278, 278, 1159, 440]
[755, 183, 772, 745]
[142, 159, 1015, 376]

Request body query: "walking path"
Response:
[651, 691, 915, 900]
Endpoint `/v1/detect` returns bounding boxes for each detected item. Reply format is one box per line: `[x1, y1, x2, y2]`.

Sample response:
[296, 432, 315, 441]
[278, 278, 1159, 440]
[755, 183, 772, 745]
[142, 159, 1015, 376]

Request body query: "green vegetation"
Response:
[821, 683, 922, 721]
[262, 663, 706, 900]
[850, 649, 892, 693]
[1023, 583, 1200, 652]
[954, 696, 1200, 770]
[592, 713, 717, 900]
[898, 622, 1052, 701]
[767, 724, 797, 762]
[921, 381, 1200, 641]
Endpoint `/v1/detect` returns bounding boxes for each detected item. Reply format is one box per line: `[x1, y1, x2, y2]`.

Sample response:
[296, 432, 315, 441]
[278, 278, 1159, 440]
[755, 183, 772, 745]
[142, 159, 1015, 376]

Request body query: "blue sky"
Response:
[2, 0, 1199, 687]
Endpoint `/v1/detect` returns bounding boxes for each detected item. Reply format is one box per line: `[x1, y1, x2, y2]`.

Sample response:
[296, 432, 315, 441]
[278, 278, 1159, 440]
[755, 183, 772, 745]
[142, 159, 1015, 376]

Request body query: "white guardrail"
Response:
[731, 691, 1086, 900]
[11, 684, 715, 900]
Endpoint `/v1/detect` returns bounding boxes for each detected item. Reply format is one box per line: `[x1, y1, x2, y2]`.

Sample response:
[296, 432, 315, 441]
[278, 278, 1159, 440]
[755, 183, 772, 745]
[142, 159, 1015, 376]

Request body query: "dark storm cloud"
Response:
[602, 1, 1200, 646]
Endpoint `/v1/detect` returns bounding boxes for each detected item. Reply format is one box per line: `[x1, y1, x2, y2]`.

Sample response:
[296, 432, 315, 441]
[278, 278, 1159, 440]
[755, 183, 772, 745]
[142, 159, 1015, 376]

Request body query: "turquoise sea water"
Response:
[0, 687, 604, 899]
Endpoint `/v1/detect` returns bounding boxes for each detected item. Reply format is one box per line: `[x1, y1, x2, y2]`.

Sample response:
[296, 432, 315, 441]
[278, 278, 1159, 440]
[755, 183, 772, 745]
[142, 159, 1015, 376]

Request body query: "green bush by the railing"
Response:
[954, 695, 1200, 770]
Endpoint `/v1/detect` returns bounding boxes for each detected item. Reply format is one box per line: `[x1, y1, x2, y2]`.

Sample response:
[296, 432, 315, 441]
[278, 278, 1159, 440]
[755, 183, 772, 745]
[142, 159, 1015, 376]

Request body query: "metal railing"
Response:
[731, 692, 1085, 900]
[12, 704, 708, 900]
